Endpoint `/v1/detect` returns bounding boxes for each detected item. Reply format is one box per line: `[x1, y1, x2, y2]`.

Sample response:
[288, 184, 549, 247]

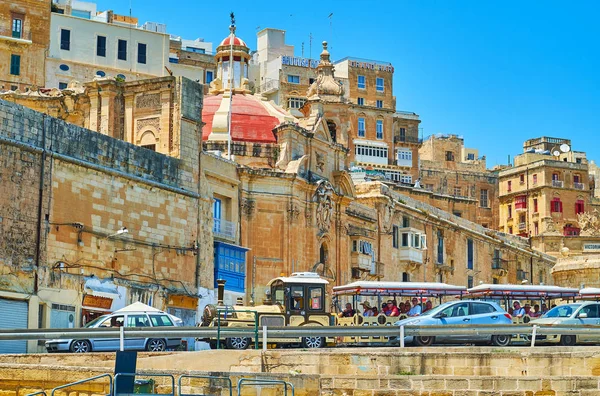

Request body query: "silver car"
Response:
[394, 300, 513, 346]
[531, 302, 600, 346]
[45, 311, 182, 353]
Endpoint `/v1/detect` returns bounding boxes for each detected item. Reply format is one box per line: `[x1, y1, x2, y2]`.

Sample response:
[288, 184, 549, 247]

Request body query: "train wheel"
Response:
[301, 336, 325, 348]
[226, 337, 251, 350]
[414, 336, 434, 347]
[491, 335, 511, 346]
[560, 335, 576, 346]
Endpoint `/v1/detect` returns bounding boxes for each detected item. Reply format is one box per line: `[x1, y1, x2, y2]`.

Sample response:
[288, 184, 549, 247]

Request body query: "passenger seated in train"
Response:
[407, 298, 422, 317]
[339, 302, 356, 318]
[541, 303, 549, 315]
[422, 300, 433, 313]
[360, 301, 376, 317]
[403, 300, 411, 313]
[512, 301, 525, 317]
[529, 304, 542, 318]
[384, 300, 400, 316]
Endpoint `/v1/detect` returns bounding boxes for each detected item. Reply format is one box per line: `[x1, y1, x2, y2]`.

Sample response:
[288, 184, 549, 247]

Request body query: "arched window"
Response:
[140, 130, 157, 151]
[327, 121, 337, 142]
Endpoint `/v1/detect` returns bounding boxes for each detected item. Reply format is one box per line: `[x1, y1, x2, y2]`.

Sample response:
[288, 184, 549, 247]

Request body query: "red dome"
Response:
[202, 95, 283, 143]
[219, 36, 247, 48]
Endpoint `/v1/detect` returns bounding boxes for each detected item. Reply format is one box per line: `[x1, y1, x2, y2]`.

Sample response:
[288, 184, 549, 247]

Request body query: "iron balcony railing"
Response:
[213, 218, 236, 240]
[574, 182, 585, 190]
[394, 135, 422, 144]
[518, 222, 527, 230]
[552, 180, 564, 188]
[492, 257, 508, 270]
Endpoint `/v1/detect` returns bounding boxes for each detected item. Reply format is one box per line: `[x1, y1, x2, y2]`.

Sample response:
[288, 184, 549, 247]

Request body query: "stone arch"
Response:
[333, 171, 356, 198]
[137, 126, 159, 151]
[327, 120, 337, 142]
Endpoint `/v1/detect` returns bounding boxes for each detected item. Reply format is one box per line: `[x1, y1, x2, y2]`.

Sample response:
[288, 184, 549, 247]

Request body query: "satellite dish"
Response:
[560, 143, 571, 153]
[552, 150, 561, 156]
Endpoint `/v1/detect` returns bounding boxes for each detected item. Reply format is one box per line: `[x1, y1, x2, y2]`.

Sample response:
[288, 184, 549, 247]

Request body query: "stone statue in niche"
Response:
[314, 180, 334, 232]
[315, 152, 325, 173]
[380, 199, 396, 234]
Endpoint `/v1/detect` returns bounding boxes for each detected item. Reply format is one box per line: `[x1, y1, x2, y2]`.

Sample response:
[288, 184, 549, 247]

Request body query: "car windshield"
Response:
[84, 315, 109, 328]
[543, 304, 581, 318]
[418, 301, 455, 317]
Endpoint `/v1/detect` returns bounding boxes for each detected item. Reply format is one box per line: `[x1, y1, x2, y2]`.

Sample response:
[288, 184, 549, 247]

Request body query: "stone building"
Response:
[251, 28, 422, 184]
[202, 26, 379, 301]
[0, 0, 50, 91]
[418, 134, 498, 228]
[0, 76, 219, 353]
[43, 0, 216, 89]
[498, 137, 591, 241]
[356, 183, 555, 287]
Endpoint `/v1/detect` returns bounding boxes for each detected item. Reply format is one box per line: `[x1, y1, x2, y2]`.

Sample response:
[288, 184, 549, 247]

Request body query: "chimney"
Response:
[216, 279, 226, 306]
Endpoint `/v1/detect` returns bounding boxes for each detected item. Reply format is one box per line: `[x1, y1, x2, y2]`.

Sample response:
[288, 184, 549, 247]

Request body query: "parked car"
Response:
[45, 309, 182, 353]
[394, 300, 513, 346]
[530, 302, 600, 346]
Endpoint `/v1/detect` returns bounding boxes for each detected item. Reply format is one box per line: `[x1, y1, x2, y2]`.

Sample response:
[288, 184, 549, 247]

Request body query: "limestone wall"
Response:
[0, 84, 207, 340]
[2, 348, 600, 396]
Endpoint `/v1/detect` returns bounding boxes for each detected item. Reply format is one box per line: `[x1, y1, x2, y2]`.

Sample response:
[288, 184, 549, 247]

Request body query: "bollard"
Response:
[263, 325, 267, 351]
[400, 326, 405, 348]
[120, 326, 124, 351]
[530, 325, 537, 348]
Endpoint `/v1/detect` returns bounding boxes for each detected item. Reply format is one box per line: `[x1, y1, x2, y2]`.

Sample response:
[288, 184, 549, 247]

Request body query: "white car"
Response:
[46, 310, 182, 353]
[531, 302, 600, 346]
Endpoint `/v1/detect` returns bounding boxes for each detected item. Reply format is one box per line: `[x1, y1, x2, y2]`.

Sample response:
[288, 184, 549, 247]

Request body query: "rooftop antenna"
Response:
[301, 42, 304, 57]
[328, 13, 333, 50]
[309, 32, 313, 60]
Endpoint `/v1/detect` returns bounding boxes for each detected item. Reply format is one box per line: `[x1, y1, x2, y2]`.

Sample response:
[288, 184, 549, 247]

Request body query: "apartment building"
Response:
[0, 0, 50, 91]
[498, 137, 591, 239]
[47, 0, 215, 88]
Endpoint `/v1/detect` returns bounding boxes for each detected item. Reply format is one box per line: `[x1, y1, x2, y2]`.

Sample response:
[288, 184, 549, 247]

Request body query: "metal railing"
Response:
[574, 182, 585, 190]
[213, 218, 237, 240]
[552, 180, 564, 188]
[51, 374, 113, 396]
[114, 373, 174, 396]
[216, 308, 259, 350]
[394, 135, 421, 144]
[9, 324, 600, 345]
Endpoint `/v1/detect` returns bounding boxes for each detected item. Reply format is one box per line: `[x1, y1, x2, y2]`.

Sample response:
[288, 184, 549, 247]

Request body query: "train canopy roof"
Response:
[467, 284, 578, 299]
[332, 281, 466, 297]
[267, 272, 329, 286]
[578, 288, 600, 300]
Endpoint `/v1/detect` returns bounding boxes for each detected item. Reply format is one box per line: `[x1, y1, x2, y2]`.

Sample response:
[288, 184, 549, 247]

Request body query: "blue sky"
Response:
[96, 0, 599, 167]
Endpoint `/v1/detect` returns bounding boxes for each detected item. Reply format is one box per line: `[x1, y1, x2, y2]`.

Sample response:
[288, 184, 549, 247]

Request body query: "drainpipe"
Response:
[34, 115, 49, 294]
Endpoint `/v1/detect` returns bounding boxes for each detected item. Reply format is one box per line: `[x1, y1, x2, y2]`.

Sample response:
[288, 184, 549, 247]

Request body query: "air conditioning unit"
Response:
[351, 267, 361, 279]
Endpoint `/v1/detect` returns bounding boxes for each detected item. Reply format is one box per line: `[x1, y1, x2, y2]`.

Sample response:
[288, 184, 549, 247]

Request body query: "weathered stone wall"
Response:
[0, 77, 207, 337]
[2, 348, 600, 396]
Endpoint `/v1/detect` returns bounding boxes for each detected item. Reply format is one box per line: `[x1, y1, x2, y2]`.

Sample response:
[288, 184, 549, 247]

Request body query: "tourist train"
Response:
[199, 272, 594, 349]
